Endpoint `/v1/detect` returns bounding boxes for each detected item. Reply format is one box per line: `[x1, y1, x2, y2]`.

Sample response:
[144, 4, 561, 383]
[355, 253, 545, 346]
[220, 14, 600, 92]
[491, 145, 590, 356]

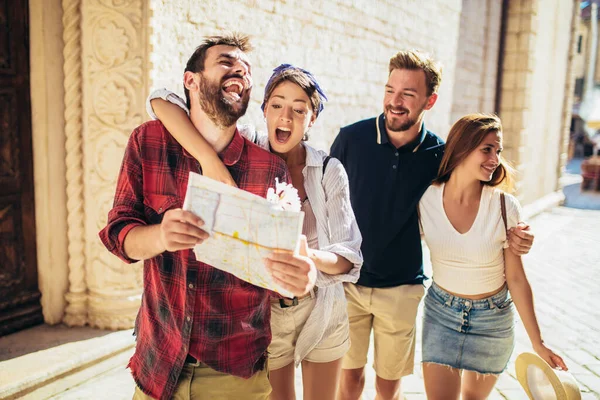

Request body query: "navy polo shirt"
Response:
[330, 114, 445, 288]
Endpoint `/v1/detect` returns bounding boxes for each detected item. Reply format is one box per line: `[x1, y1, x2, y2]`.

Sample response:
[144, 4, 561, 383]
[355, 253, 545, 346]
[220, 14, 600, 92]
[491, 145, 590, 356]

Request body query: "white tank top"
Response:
[418, 183, 522, 295]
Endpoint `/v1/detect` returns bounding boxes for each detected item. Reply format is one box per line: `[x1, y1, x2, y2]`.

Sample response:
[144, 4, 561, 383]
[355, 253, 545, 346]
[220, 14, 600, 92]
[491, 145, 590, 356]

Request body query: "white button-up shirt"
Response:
[147, 89, 363, 364]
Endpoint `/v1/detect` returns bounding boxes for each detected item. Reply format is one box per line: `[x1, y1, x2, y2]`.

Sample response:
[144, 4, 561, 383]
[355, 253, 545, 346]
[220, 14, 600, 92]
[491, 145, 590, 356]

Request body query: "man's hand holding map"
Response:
[183, 172, 306, 298]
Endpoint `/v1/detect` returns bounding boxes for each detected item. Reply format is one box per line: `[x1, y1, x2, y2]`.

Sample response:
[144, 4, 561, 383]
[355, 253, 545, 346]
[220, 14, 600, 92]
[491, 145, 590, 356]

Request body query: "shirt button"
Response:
[395, 152, 399, 156]
[158, 207, 162, 212]
[187, 316, 191, 322]
[392, 165, 397, 169]
[189, 283, 194, 289]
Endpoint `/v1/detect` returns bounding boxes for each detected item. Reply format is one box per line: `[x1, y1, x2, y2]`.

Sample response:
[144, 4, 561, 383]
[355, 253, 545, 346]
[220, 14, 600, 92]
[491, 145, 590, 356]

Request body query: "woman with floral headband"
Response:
[146, 64, 363, 400]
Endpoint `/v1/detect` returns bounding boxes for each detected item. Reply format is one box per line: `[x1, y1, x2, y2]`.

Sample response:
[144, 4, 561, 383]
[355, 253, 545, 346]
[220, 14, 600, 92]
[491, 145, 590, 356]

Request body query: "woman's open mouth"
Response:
[275, 127, 292, 143]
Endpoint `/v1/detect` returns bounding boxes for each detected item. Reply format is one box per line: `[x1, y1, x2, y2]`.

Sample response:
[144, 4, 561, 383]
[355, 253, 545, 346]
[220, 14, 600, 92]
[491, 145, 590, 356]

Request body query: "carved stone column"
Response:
[83, 0, 148, 329]
[62, 0, 148, 329]
[62, 0, 88, 327]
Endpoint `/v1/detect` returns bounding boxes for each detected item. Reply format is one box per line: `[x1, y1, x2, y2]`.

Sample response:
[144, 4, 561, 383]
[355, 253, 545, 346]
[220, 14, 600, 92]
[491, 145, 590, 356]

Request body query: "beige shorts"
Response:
[268, 294, 350, 371]
[342, 282, 425, 380]
[132, 362, 270, 400]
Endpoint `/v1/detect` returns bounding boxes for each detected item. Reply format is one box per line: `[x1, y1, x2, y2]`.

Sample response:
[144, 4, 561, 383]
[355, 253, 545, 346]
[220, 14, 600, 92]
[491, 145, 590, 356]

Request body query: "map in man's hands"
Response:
[183, 172, 304, 298]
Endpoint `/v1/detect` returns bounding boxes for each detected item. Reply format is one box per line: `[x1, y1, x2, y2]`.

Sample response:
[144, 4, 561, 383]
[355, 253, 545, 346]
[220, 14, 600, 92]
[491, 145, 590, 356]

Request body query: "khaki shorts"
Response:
[132, 362, 270, 400]
[269, 294, 350, 371]
[342, 282, 425, 380]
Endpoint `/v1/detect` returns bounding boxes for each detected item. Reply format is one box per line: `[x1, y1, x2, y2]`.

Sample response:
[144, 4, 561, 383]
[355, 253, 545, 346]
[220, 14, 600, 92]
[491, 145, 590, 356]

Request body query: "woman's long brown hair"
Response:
[433, 113, 513, 189]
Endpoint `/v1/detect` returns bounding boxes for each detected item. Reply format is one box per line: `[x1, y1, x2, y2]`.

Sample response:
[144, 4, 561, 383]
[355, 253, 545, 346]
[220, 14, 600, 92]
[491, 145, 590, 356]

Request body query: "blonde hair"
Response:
[388, 49, 442, 96]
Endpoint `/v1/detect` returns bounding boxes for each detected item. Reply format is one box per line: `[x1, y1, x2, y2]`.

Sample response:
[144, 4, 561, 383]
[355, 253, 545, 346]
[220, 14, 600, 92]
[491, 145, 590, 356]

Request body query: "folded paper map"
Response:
[182, 172, 304, 297]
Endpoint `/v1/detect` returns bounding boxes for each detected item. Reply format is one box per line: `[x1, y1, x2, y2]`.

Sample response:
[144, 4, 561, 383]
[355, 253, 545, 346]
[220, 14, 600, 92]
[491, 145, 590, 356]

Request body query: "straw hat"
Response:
[515, 352, 581, 400]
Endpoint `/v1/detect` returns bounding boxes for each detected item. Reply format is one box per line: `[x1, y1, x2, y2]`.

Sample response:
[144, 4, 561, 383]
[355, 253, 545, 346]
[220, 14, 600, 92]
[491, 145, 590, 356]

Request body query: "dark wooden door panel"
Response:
[0, 0, 15, 74]
[0, 88, 21, 192]
[0, 0, 43, 336]
[0, 197, 26, 287]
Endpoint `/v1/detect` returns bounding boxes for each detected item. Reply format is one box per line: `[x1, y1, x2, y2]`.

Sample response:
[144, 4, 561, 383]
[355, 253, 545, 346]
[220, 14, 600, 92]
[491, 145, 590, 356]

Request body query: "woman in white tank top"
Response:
[418, 114, 567, 400]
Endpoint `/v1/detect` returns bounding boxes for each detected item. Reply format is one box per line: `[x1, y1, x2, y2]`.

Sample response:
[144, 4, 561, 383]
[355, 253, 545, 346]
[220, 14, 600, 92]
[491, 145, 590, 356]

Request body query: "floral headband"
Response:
[261, 63, 328, 115]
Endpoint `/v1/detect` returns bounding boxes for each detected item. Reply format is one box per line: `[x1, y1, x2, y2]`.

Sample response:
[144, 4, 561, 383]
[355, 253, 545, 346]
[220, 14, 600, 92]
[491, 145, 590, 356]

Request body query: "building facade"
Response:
[1, 0, 578, 335]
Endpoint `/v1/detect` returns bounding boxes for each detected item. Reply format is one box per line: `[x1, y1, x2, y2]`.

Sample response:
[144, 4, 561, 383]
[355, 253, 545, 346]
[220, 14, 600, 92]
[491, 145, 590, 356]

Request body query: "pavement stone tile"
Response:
[568, 350, 600, 367]
[403, 394, 428, 400]
[51, 366, 133, 400]
[587, 364, 600, 377]
[497, 389, 529, 399]
[495, 373, 522, 390]
[559, 354, 597, 374]
[401, 374, 425, 393]
[577, 374, 600, 394]
[582, 344, 600, 360]
[487, 389, 509, 400]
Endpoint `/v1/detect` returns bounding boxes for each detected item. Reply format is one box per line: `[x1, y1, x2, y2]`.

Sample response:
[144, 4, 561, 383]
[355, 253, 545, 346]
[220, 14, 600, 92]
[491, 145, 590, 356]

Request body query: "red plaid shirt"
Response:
[99, 121, 290, 400]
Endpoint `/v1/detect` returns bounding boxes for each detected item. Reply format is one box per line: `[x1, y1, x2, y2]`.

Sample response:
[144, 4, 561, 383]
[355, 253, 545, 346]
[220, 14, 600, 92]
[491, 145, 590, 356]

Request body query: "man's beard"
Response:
[197, 74, 250, 128]
[385, 103, 426, 132]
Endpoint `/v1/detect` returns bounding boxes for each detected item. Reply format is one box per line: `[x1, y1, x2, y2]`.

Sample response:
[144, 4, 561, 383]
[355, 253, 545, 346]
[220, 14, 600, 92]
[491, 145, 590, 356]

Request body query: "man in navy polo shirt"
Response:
[332, 50, 534, 400]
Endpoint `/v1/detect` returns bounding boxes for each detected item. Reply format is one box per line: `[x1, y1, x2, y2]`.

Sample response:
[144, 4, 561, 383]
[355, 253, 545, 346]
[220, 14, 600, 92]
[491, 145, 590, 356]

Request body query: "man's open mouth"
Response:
[222, 79, 244, 102]
[389, 108, 408, 116]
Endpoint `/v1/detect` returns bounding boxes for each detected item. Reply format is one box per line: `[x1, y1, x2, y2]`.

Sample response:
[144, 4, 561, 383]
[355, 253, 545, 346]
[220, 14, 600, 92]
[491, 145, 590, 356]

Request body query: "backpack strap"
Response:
[417, 204, 424, 234]
[500, 192, 508, 231]
[318, 155, 333, 242]
[322, 155, 332, 177]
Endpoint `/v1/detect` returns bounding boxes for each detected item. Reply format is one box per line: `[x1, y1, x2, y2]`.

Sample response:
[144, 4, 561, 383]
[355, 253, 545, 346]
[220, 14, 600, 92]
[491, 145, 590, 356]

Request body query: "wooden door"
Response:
[0, 0, 43, 336]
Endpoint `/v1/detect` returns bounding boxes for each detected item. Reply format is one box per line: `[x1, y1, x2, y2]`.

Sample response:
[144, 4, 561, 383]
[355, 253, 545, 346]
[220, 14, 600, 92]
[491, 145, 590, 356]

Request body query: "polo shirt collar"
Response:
[376, 113, 427, 152]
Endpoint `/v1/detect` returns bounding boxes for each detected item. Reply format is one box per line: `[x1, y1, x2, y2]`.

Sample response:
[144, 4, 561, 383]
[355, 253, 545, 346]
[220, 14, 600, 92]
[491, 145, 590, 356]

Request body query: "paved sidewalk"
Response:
[47, 206, 600, 399]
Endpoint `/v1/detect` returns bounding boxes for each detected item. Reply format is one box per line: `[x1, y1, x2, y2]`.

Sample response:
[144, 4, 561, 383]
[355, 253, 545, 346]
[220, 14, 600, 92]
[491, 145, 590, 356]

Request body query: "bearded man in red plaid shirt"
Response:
[99, 33, 316, 400]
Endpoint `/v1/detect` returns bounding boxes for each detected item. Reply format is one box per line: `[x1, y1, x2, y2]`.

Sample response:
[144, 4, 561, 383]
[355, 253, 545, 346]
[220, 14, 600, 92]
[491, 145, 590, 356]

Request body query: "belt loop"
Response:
[185, 354, 201, 367]
[445, 294, 454, 307]
[488, 298, 495, 309]
[279, 297, 299, 308]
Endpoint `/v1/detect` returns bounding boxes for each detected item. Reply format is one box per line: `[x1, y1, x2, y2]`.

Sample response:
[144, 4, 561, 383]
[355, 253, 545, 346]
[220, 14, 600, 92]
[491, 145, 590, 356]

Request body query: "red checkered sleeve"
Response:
[99, 129, 148, 264]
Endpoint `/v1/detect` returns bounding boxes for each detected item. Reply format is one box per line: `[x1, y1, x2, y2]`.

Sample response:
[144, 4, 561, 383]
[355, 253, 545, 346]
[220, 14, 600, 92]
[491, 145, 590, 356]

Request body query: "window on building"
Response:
[575, 78, 585, 98]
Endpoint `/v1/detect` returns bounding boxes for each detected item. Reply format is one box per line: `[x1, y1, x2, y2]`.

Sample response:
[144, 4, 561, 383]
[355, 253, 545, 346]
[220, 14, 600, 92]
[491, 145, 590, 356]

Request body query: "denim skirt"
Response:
[421, 281, 515, 375]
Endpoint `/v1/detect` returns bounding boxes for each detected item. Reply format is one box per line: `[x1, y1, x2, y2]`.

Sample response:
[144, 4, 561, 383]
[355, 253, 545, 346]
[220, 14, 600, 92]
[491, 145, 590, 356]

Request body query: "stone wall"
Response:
[149, 0, 463, 149]
[29, 0, 576, 329]
[451, 0, 502, 124]
[499, 0, 575, 204]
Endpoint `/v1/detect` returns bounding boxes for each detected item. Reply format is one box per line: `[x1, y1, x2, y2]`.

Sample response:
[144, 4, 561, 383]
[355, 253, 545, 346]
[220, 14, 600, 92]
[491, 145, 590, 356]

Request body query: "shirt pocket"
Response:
[143, 193, 179, 225]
